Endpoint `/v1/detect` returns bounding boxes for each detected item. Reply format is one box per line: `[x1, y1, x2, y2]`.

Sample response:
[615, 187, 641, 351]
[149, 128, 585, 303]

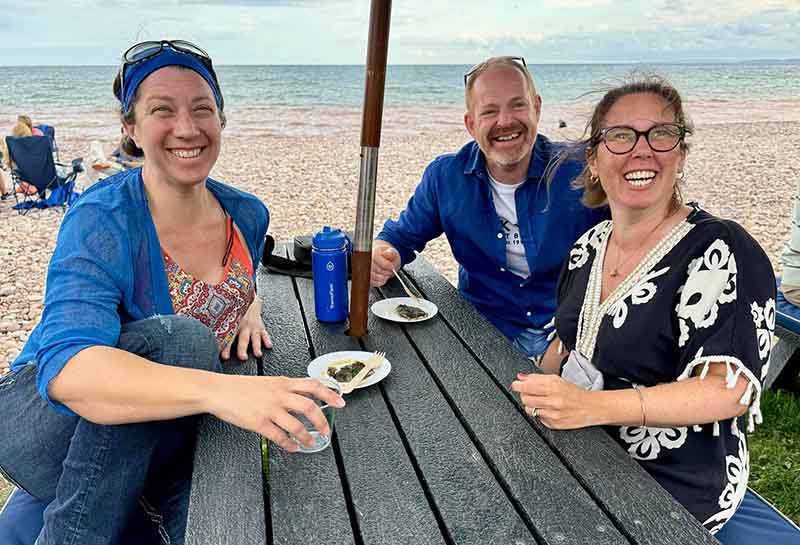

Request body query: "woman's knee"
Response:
[118, 316, 221, 373]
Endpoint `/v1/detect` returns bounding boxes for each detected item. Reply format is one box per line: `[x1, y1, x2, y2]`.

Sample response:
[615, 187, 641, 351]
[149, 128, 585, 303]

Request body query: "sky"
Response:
[1, 0, 798, 66]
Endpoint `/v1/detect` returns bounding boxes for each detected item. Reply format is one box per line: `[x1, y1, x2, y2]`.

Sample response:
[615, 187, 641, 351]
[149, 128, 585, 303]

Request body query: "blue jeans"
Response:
[715, 489, 800, 545]
[0, 316, 222, 545]
[511, 326, 550, 358]
[0, 489, 48, 545]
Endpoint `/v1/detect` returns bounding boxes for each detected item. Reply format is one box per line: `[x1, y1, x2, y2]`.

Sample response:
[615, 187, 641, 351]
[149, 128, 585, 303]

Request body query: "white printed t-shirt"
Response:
[488, 174, 529, 278]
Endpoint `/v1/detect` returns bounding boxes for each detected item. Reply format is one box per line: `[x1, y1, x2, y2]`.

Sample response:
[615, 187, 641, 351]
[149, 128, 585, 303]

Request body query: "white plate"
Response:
[371, 297, 438, 323]
[307, 351, 392, 391]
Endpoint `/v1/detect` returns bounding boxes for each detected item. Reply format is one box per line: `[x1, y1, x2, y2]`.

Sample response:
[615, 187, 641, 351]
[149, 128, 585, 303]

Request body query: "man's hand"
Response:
[370, 242, 401, 287]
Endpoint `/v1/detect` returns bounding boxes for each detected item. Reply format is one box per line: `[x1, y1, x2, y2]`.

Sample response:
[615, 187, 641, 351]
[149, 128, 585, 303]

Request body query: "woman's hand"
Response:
[511, 373, 597, 430]
[210, 375, 346, 452]
[222, 297, 273, 360]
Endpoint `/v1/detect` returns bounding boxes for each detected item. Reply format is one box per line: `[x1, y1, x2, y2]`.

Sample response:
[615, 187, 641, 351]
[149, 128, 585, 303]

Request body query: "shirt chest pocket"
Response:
[447, 211, 505, 269]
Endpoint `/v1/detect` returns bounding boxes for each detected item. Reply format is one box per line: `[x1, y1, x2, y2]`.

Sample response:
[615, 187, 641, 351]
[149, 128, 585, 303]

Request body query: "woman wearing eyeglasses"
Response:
[0, 40, 344, 545]
[512, 78, 798, 544]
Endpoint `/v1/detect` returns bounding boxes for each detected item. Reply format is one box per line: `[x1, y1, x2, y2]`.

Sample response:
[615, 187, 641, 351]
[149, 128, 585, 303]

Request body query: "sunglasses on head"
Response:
[120, 40, 220, 94]
[463, 56, 527, 86]
[124, 39, 210, 64]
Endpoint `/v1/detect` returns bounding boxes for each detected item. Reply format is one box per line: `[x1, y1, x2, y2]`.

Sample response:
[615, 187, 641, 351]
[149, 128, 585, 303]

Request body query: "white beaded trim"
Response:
[545, 316, 556, 342]
[576, 219, 695, 360]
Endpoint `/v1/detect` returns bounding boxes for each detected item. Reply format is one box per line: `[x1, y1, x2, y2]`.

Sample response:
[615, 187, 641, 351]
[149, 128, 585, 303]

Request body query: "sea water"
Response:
[0, 63, 798, 137]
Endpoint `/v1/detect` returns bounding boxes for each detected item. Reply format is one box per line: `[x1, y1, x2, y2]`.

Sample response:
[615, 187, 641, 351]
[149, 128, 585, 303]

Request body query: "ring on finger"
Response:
[528, 406, 538, 418]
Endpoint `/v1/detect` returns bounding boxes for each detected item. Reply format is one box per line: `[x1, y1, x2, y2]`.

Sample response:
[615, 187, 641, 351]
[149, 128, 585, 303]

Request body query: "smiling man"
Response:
[371, 56, 608, 359]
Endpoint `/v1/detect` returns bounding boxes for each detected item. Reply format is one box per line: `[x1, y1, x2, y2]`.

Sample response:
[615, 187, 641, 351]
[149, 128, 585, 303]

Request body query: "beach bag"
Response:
[262, 232, 353, 278]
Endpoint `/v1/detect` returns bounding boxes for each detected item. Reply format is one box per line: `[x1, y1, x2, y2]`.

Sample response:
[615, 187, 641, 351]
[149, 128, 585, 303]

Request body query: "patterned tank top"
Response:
[163, 214, 255, 351]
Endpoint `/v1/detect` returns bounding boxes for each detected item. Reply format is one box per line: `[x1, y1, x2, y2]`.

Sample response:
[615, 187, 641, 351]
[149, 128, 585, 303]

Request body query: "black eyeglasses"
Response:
[120, 40, 221, 99]
[463, 56, 527, 86]
[596, 123, 690, 155]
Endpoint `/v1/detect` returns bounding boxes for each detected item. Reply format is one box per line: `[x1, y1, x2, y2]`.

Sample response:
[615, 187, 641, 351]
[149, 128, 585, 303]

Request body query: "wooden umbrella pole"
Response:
[348, 0, 392, 337]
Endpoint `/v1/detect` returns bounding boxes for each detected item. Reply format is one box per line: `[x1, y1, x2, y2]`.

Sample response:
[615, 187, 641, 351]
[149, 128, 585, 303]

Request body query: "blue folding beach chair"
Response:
[5, 136, 81, 215]
[34, 124, 59, 162]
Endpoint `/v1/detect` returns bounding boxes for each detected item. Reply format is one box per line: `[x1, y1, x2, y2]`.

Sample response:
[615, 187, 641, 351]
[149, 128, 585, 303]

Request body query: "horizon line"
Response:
[1, 58, 799, 69]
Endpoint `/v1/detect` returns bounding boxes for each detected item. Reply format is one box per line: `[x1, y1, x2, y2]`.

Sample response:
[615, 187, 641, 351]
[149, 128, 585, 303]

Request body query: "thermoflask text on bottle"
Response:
[311, 226, 349, 322]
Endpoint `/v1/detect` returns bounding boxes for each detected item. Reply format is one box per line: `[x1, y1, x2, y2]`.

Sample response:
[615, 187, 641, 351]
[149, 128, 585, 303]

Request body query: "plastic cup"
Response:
[291, 377, 341, 453]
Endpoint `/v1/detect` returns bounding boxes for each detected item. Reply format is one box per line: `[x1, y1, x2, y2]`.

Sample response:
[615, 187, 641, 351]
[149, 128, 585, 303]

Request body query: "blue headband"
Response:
[120, 48, 223, 112]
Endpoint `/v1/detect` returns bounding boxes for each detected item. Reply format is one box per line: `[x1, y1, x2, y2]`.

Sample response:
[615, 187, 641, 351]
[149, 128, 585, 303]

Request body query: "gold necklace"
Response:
[609, 210, 675, 278]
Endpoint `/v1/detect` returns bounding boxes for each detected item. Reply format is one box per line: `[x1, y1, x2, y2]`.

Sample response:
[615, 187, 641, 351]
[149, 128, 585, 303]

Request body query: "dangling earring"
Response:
[671, 180, 684, 211]
[590, 174, 600, 185]
[677, 170, 686, 182]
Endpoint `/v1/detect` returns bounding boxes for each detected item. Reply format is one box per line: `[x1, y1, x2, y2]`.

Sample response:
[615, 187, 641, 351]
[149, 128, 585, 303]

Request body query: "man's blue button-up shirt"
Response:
[377, 135, 609, 341]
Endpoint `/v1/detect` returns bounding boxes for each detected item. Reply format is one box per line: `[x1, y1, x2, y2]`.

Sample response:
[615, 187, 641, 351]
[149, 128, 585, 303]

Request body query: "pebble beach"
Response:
[1, 101, 799, 372]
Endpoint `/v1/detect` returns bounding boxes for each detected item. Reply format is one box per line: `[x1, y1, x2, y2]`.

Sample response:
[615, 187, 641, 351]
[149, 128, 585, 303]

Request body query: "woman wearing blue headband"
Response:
[0, 40, 344, 544]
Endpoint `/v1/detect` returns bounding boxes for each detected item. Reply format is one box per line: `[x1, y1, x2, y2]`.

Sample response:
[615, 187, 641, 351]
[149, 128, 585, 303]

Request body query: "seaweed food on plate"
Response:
[326, 359, 376, 383]
[396, 303, 429, 320]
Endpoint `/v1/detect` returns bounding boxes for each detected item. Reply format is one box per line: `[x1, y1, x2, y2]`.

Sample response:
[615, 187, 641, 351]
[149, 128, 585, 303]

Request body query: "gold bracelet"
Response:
[632, 385, 647, 428]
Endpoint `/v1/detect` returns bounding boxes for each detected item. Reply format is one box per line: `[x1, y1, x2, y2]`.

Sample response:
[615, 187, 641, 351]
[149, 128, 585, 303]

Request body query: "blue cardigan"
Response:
[11, 169, 269, 415]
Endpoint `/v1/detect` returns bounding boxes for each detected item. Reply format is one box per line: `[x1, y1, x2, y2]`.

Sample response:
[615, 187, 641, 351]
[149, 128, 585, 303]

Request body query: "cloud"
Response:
[1, 0, 798, 65]
[541, 0, 612, 7]
[174, 0, 332, 5]
[99, 0, 320, 5]
[647, 0, 799, 25]
[387, 1, 800, 63]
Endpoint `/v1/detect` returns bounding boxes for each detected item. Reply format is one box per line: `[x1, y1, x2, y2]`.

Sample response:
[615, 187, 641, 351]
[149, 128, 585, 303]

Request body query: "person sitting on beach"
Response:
[15, 115, 44, 138]
[2, 115, 42, 170]
[1, 115, 47, 197]
[111, 137, 145, 168]
[0, 39, 344, 545]
[512, 77, 798, 544]
[85, 136, 145, 185]
[779, 191, 800, 309]
[370, 56, 608, 359]
[0, 163, 10, 200]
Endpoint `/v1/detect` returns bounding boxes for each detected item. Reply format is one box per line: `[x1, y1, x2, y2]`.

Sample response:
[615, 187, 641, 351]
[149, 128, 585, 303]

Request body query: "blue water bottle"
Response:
[312, 227, 350, 322]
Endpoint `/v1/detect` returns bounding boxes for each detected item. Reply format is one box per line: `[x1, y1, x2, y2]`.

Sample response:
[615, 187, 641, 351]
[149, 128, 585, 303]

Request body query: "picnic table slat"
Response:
[260, 267, 356, 545]
[403, 256, 719, 545]
[185, 356, 266, 545]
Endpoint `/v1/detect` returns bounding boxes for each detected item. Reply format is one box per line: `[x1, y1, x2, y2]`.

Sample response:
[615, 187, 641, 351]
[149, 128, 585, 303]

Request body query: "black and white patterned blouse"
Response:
[554, 205, 776, 534]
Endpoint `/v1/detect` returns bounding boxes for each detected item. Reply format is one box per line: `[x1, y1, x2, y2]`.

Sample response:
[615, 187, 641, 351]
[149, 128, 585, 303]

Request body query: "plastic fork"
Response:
[392, 268, 422, 303]
[341, 351, 385, 394]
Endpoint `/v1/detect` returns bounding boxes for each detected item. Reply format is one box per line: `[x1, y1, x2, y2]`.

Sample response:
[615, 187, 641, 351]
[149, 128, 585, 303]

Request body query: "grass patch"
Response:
[749, 388, 800, 525]
[0, 475, 11, 507]
[261, 436, 269, 478]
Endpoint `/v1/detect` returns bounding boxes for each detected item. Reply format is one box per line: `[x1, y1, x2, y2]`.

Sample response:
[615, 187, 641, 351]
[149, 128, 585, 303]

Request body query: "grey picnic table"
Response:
[185, 249, 720, 545]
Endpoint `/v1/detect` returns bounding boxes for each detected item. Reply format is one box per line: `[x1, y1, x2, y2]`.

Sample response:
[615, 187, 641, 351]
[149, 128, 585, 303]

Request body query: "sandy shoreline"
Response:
[1, 103, 798, 371]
